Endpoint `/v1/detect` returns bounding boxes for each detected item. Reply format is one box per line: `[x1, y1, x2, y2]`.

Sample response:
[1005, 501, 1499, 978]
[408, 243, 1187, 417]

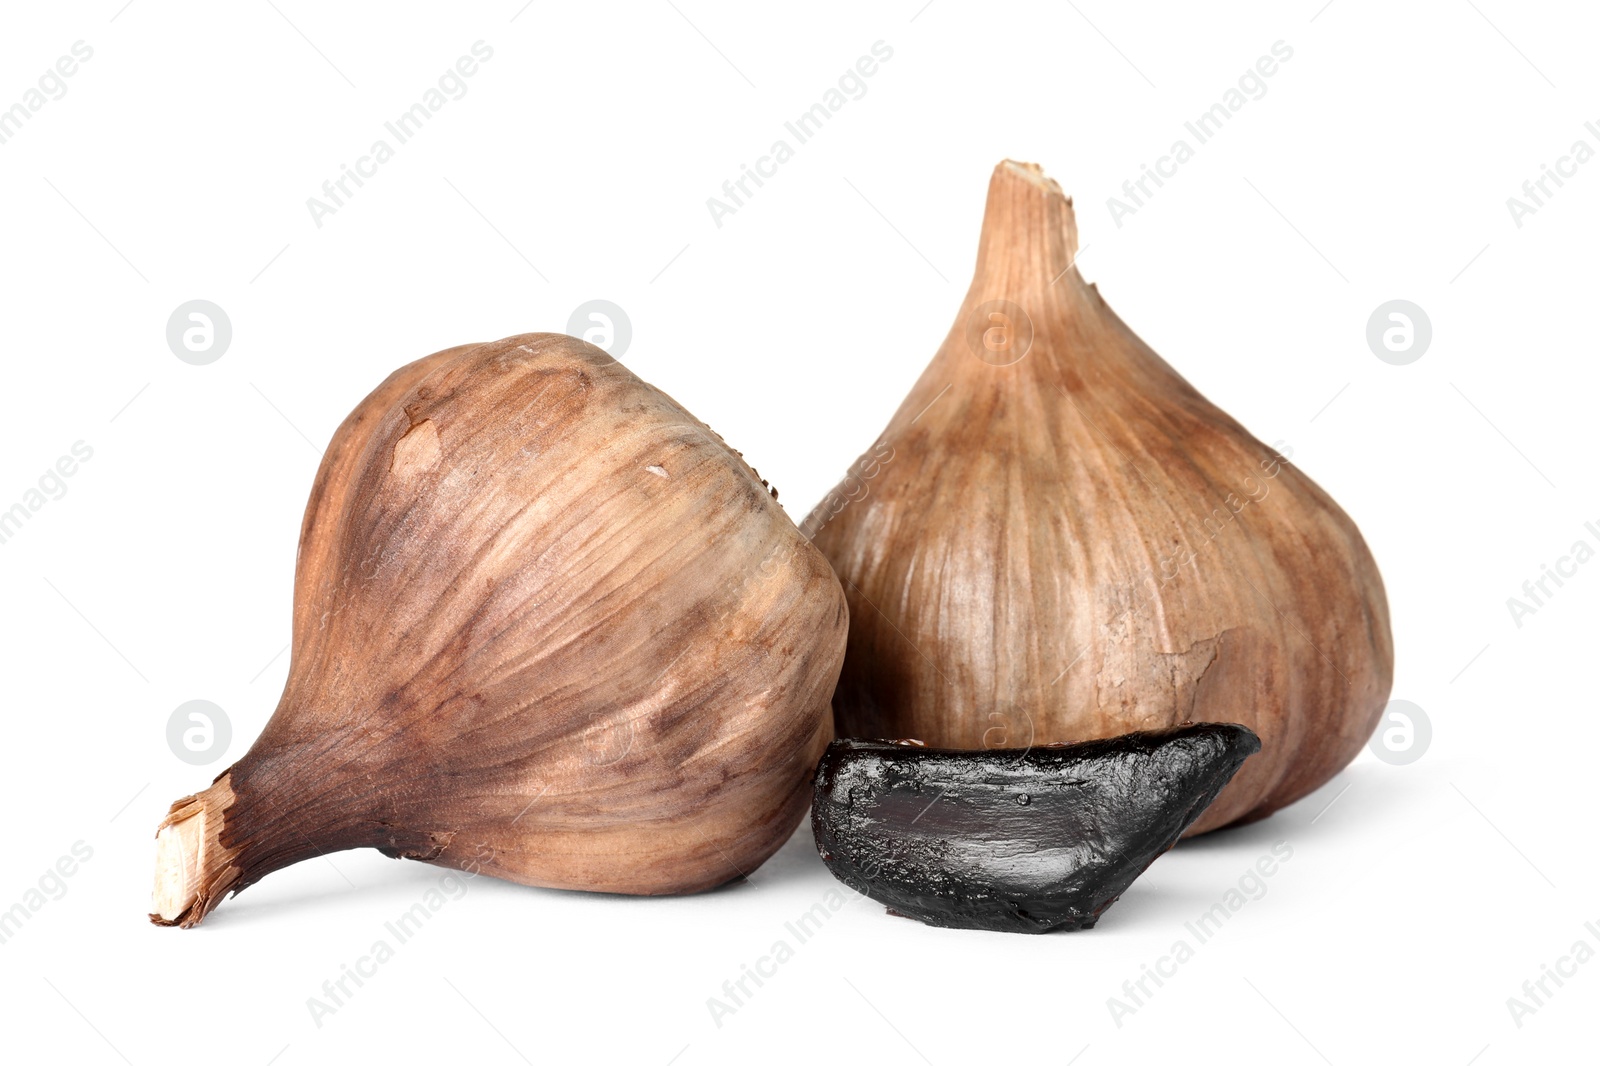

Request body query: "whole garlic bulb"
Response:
[153, 334, 846, 926]
[804, 161, 1392, 833]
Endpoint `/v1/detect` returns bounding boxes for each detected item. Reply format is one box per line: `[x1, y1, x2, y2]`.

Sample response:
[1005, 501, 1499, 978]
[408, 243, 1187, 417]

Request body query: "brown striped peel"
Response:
[153, 334, 846, 926]
[803, 161, 1392, 833]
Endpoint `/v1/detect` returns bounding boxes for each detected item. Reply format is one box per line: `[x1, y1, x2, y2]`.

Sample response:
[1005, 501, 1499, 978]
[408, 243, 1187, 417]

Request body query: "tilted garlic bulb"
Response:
[804, 161, 1392, 833]
[153, 334, 846, 927]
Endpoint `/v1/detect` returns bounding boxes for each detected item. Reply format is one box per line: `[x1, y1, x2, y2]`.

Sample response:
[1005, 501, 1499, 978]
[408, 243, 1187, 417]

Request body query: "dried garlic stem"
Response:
[150, 774, 242, 928]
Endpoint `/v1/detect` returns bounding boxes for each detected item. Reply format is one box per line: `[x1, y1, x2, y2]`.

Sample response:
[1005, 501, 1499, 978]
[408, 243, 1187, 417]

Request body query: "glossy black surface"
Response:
[811, 723, 1261, 933]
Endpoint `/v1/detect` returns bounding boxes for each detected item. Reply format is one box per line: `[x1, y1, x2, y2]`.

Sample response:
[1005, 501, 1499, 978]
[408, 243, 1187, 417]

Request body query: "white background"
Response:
[1, 1, 1596, 1063]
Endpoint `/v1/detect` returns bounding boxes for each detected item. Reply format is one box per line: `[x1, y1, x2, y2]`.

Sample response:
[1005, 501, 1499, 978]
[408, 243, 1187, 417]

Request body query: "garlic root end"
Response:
[150, 774, 241, 928]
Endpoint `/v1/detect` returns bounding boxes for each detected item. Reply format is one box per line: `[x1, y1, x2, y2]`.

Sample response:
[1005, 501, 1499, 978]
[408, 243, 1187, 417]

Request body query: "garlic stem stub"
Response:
[803, 160, 1393, 833]
[152, 334, 847, 927]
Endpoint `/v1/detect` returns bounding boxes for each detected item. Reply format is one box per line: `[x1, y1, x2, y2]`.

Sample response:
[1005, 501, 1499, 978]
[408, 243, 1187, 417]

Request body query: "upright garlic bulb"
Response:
[804, 161, 1392, 833]
[154, 334, 846, 927]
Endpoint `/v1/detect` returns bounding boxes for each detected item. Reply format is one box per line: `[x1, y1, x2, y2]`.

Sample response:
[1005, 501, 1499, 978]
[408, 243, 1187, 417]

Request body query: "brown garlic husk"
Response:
[803, 160, 1392, 834]
[153, 334, 847, 927]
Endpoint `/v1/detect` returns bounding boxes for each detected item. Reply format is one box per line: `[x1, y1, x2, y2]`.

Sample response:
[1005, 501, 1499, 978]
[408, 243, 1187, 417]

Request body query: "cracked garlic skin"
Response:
[803, 161, 1392, 834]
[152, 334, 847, 927]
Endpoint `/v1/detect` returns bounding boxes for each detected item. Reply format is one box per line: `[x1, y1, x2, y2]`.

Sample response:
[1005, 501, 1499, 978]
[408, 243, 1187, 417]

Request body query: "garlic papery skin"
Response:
[153, 333, 847, 927]
[803, 160, 1392, 833]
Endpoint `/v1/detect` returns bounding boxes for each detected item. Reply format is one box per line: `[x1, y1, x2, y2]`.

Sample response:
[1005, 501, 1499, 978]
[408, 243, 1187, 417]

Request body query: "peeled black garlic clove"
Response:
[805, 160, 1392, 833]
[152, 333, 847, 927]
[811, 724, 1261, 933]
